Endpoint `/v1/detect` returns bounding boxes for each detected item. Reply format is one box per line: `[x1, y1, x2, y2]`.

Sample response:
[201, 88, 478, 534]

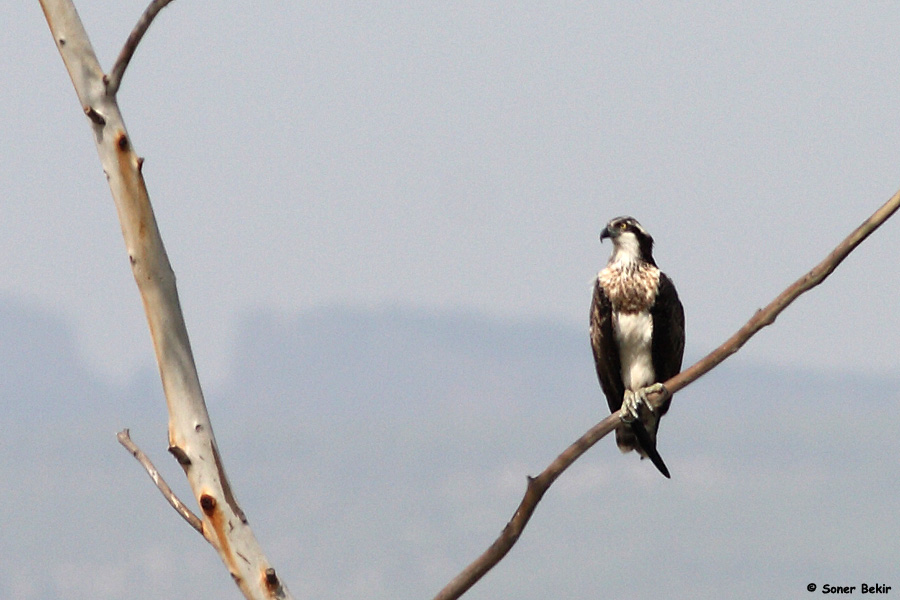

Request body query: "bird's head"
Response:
[600, 216, 656, 266]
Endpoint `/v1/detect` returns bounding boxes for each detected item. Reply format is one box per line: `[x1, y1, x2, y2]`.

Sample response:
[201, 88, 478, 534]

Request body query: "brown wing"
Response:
[589, 279, 624, 414]
[650, 272, 685, 418]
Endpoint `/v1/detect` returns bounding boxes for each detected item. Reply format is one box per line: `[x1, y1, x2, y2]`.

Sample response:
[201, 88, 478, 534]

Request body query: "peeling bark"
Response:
[40, 2, 292, 598]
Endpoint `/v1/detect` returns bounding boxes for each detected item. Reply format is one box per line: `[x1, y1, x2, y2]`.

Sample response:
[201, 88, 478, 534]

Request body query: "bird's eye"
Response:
[617, 221, 628, 230]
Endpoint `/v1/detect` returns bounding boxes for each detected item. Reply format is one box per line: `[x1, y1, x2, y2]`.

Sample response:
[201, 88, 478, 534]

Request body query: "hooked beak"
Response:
[599, 226, 612, 242]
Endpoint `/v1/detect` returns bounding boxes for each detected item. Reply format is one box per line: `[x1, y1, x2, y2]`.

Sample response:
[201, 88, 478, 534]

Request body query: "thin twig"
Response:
[117, 429, 204, 534]
[106, 0, 176, 96]
[432, 187, 900, 600]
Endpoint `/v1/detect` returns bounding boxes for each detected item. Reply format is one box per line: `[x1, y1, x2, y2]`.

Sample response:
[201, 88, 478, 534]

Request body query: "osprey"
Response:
[590, 216, 685, 478]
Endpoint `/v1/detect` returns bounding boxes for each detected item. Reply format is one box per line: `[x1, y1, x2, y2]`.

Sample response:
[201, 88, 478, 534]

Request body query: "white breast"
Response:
[613, 311, 655, 391]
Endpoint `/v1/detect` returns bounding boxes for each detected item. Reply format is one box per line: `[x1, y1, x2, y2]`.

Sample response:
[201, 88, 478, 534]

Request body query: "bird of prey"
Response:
[589, 216, 685, 478]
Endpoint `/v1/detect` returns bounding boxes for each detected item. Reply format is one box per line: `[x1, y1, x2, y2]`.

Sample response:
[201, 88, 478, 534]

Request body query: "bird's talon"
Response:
[641, 382, 670, 411]
[621, 390, 640, 422]
[622, 385, 663, 420]
[647, 382, 669, 398]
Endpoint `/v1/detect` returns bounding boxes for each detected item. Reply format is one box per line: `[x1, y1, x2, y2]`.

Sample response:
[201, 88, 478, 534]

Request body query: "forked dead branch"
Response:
[40, 1, 900, 599]
[40, 1, 290, 599]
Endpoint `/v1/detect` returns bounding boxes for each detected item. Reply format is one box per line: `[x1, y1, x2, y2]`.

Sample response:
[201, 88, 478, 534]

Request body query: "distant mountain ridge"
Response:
[2, 299, 898, 600]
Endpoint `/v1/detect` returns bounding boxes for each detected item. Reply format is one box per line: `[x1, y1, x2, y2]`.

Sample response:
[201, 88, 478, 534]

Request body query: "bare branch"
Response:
[654, 186, 900, 403]
[434, 413, 621, 600]
[41, 2, 292, 598]
[117, 429, 204, 534]
[433, 187, 900, 600]
[105, 0, 176, 96]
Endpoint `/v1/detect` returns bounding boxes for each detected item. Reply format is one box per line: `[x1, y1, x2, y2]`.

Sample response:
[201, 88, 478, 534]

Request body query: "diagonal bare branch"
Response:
[432, 186, 900, 600]
[433, 412, 620, 600]
[42, 1, 292, 598]
[106, 0, 176, 96]
[117, 429, 204, 534]
[656, 186, 900, 401]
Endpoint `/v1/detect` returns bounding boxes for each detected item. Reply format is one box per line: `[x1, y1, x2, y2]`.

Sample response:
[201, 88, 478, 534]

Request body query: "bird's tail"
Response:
[630, 421, 670, 478]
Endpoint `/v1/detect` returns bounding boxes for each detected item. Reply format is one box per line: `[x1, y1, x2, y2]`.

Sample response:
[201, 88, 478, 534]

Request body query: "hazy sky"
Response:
[5, 2, 900, 384]
[3, 3, 900, 598]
